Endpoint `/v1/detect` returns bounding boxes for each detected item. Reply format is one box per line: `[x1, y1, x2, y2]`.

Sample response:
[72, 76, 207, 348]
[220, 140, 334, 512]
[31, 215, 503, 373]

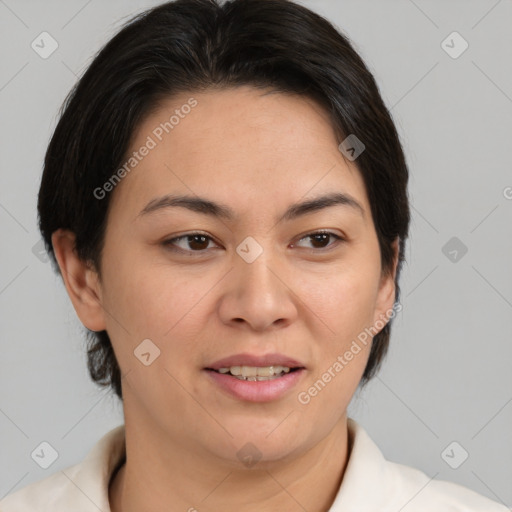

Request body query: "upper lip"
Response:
[206, 353, 306, 370]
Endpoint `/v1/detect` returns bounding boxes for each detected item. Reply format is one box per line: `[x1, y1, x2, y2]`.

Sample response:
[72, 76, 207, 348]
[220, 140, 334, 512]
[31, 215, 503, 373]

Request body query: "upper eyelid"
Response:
[162, 232, 219, 251]
[292, 231, 345, 249]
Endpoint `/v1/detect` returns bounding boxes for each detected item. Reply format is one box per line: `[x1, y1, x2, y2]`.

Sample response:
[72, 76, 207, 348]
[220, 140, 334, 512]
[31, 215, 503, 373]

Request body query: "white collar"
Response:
[1, 419, 506, 511]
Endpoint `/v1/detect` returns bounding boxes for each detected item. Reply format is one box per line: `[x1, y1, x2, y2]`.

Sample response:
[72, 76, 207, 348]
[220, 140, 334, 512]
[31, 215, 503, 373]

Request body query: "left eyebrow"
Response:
[136, 191, 365, 223]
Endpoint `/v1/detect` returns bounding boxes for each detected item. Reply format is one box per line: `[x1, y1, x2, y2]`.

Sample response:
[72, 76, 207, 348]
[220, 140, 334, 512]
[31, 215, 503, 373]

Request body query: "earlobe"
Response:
[51, 229, 106, 332]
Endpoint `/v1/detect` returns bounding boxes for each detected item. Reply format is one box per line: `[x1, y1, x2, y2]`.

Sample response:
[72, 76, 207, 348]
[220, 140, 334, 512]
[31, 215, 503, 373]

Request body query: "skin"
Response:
[52, 86, 398, 512]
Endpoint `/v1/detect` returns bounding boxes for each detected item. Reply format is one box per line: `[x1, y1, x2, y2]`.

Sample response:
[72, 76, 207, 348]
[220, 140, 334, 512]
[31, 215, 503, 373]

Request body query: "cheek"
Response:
[101, 256, 219, 353]
[295, 261, 380, 345]
[292, 267, 376, 424]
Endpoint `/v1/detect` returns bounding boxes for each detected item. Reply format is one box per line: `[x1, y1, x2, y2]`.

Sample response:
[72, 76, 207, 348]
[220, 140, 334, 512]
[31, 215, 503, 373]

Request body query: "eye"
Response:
[162, 230, 344, 255]
[292, 230, 344, 251]
[162, 232, 219, 253]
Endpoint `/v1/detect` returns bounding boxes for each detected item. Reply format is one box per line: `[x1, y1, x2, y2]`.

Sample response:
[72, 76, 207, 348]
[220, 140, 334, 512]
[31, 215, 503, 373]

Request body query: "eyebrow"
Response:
[137, 191, 365, 223]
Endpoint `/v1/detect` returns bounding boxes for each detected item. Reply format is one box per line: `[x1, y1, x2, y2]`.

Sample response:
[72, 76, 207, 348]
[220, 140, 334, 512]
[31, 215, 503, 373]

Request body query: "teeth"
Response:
[242, 366, 257, 377]
[216, 365, 292, 379]
[233, 374, 279, 381]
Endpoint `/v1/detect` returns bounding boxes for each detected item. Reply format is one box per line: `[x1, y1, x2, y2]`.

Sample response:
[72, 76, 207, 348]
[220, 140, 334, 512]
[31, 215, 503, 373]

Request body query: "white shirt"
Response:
[0, 419, 507, 511]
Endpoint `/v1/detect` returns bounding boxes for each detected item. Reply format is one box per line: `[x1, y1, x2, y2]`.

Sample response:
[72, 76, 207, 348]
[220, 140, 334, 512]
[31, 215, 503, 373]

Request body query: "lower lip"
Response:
[205, 369, 305, 402]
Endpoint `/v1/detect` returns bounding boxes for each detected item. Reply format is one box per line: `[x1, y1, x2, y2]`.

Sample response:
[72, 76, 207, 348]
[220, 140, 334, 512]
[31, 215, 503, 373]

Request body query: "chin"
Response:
[220, 420, 309, 461]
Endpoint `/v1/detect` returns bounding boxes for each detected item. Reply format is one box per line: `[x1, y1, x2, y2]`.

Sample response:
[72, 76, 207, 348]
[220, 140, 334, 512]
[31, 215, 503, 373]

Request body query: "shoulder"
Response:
[0, 464, 82, 511]
[0, 424, 125, 512]
[337, 419, 509, 512]
[384, 459, 508, 511]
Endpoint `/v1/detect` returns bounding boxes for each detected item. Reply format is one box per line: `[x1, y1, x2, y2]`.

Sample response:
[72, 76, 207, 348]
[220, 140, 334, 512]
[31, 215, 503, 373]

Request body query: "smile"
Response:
[215, 365, 292, 380]
[205, 366, 305, 402]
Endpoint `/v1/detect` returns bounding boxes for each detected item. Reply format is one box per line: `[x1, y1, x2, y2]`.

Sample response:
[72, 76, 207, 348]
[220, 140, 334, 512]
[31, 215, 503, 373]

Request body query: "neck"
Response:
[109, 416, 351, 512]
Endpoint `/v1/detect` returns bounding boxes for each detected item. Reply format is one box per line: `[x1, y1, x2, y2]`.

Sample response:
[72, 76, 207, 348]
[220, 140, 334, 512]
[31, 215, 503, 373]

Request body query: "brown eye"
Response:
[293, 231, 344, 250]
[163, 233, 217, 253]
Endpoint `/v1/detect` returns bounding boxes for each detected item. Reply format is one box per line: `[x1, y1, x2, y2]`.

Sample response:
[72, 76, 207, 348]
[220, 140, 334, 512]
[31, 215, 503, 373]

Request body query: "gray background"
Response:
[1, 0, 511, 507]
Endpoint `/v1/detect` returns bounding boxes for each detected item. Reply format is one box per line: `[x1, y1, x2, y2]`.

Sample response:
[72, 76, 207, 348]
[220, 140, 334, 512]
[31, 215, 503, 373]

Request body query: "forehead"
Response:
[110, 86, 370, 223]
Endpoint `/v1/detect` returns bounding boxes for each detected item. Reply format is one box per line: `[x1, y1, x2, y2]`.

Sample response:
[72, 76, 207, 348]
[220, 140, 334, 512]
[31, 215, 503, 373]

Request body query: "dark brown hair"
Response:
[38, 0, 410, 400]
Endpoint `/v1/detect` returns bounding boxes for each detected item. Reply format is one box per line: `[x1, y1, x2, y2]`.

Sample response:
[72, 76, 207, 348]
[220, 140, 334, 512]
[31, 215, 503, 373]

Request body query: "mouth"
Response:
[204, 353, 306, 402]
[205, 365, 303, 381]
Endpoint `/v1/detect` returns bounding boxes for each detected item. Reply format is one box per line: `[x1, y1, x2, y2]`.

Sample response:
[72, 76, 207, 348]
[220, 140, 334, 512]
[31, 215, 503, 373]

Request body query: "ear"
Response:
[51, 229, 107, 332]
[372, 237, 400, 328]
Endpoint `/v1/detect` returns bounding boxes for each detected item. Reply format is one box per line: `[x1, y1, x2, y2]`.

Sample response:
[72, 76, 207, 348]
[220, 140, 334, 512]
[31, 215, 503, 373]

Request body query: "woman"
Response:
[0, 0, 507, 510]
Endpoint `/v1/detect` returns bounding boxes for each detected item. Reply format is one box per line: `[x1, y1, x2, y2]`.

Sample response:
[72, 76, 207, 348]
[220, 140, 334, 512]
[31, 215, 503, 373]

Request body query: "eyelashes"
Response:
[162, 230, 345, 255]
[292, 231, 345, 250]
[163, 232, 216, 253]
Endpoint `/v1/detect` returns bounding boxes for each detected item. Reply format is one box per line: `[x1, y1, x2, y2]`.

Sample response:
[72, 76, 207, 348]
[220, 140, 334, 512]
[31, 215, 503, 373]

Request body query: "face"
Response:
[62, 86, 397, 466]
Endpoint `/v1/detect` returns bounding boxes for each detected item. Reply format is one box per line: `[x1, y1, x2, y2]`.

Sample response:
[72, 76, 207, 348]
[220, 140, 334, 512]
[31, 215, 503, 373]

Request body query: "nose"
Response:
[217, 247, 299, 332]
